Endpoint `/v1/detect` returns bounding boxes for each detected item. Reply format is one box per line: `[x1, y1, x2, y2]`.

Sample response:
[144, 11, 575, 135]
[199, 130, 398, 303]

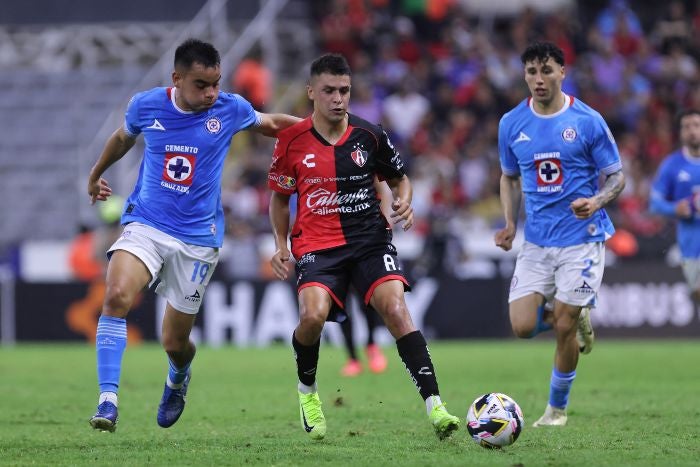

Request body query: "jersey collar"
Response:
[528, 93, 573, 119]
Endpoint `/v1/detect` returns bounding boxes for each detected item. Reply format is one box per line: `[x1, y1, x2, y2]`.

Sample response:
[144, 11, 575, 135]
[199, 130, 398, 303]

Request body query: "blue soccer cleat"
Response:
[157, 369, 191, 428]
[90, 401, 118, 432]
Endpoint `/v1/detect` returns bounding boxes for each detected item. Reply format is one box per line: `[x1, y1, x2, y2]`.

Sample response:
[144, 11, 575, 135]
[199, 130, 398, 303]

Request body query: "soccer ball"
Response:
[466, 392, 524, 449]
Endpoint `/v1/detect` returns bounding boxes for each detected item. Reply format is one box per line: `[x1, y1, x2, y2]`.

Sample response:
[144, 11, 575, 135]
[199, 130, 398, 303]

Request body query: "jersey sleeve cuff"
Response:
[501, 166, 520, 176]
[600, 161, 622, 175]
[123, 122, 139, 137]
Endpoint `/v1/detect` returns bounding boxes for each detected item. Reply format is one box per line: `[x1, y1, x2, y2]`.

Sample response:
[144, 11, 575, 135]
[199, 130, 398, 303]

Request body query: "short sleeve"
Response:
[268, 136, 297, 194]
[589, 115, 622, 175]
[375, 127, 405, 180]
[124, 94, 142, 137]
[650, 158, 673, 200]
[229, 94, 260, 131]
[498, 116, 519, 176]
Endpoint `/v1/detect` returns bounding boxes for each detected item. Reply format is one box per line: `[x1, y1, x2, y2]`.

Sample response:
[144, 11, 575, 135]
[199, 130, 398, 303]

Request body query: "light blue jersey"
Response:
[650, 150, 700, 258]
[498, 94, 622, 247]
[121, 87, 260, 247]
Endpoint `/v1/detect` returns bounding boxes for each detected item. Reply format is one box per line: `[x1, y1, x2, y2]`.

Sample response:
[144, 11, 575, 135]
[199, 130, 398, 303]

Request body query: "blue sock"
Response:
[529, 303, 553, 337]
[548, 368, 576, 409]
[167, 359, 191, 387]
[96, 316, 127, 393]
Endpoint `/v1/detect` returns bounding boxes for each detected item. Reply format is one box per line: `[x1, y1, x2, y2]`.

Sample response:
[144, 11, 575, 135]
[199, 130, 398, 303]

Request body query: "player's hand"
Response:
[390, 198, 414, 231]
[270, 248, 291, 281]
[88, 177, 112, 205]
[570, 197, 600, 220]
[675, 198, 692, 219]
[494, 225, 516, 251]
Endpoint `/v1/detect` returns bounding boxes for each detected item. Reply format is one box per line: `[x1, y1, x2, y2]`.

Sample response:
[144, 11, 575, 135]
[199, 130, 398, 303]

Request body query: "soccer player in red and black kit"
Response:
[268, 53, 460, 441]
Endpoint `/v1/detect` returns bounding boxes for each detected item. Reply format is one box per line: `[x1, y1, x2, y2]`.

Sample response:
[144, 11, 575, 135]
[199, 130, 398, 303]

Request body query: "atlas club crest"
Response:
[351, 147, 368, 167]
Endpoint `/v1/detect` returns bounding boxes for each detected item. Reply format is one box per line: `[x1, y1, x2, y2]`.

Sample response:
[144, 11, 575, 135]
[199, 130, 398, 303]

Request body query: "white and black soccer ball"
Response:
[466, 392, 524, 449]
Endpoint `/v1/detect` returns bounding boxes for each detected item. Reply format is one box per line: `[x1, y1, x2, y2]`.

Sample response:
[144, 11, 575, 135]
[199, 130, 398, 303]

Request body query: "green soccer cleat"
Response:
[298, 391, 326, 440]
[428, 398, 461, 440]
[577, 306, 595, 354]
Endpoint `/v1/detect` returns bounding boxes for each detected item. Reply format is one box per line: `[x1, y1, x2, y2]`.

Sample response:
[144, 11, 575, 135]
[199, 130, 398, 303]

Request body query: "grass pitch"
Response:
[1, 340, 698, 466]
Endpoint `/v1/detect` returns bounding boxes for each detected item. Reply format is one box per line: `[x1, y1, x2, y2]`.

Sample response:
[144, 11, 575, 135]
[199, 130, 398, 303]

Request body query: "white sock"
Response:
[425, 395, 442, 415]
[298, 382, 318, 394]
[99, 391, 118, 407]
[167, 376, 186, 389]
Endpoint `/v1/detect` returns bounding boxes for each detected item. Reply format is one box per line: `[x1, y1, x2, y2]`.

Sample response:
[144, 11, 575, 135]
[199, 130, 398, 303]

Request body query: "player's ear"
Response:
[172, 70, 182, 88]
[307, 84, 314, 101]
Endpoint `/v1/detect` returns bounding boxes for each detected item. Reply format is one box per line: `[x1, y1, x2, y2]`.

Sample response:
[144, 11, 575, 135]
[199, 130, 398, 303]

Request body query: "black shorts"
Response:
[295, 241, 411, 322]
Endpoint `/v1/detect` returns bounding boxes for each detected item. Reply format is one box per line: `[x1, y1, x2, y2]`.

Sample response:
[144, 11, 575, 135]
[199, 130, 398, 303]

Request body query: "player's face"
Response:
[307, 73, 351, 124]
[523, 57, 565, 106]
[172, 62, 221, 112]
[679, 114, 700, 150]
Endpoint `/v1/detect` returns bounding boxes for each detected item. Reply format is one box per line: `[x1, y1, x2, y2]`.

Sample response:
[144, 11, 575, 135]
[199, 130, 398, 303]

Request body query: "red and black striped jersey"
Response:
[268, 114, 406, 259]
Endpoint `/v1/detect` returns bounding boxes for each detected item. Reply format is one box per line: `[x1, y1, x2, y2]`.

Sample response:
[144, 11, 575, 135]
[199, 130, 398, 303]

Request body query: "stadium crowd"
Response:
[212, 0, 700, 281]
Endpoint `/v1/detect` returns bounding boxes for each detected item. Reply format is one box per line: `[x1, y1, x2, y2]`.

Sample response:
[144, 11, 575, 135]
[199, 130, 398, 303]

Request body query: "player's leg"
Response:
[339, 318, 363, 376]
[532, 300, 580, 427]
[681, 258, 700, 304]
[156, 303, 197, 428]
[533, 242, 605, 427]
[369, 280, 460, 439]
[508, 242, 557, 339]
[155, 240, 218, 428]
[509, 293, 552, 338]
[364, 306, 387, 373]
[90, 249, 152, 432]
[294, 286, 333, 440]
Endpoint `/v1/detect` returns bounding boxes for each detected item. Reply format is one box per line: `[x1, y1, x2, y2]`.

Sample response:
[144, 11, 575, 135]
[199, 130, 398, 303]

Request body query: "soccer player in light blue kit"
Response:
[650, 109, 700, 304]
[86, 39, 300, 432]
[495, 42, 625, 427]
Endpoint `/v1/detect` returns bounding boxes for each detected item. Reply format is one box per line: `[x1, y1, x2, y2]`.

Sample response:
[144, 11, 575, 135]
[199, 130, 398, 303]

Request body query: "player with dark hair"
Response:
[87, 38, 300, 432]
[495, 41, 625, 427]
[650, 109, 700, 304]
[268, 53, 460, 440]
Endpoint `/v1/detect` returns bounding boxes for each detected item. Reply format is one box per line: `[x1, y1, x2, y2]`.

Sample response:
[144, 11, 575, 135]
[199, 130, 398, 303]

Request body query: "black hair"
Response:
[310, 53, 352, 77]
[521, 41, 565, 66]
[174, 38, 220, 70]
[676, 108, 700, 126]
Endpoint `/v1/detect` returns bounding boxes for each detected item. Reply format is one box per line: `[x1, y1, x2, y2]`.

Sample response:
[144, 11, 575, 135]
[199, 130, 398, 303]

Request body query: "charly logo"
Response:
[205, 116, 222, 134]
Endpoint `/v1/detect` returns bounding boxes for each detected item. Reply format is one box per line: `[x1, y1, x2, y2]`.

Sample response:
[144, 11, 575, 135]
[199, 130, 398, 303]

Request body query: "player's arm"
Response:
[649, 163, 692, 219]
[495, 173, 522, 251]
[570, 170, 626, 220]
[250, 113, 302, 137]
[385, 174, 414, 231]
[269, 191, 292, 280]
[87, 127, 137, 204]
[650, 193, 693, 219]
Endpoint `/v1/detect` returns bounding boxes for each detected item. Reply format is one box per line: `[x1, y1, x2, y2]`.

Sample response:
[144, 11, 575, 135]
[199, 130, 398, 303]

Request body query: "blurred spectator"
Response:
[595, 0, 643, 42]
[382, 75, 430, 144]
[219, 214, 263, 280]
[231, 48, 271, 111]
[68, 195, 123, 282]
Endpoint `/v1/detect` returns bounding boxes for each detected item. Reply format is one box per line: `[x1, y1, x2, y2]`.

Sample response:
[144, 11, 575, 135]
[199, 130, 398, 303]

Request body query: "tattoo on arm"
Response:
[593, 171, 625, 208]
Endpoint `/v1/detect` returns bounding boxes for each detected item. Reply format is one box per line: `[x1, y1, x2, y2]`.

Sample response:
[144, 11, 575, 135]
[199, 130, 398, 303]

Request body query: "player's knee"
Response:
[298, 306, 327, 332]
[103, 283, 133, 315]
[511, 322, 536, 339]
[376, 296, 407, 322]
[552, 314, 577, 336]
[161, 332, 189, 354]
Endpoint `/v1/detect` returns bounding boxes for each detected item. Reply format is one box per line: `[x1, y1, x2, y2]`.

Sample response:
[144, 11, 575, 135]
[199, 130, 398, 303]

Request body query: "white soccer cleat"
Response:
[532, 404, 567, 427]
[576, 306, 595, 354]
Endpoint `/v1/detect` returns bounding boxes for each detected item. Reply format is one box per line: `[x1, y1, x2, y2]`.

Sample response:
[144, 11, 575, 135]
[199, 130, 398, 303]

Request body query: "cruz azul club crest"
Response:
[351, 147, 368, 167]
